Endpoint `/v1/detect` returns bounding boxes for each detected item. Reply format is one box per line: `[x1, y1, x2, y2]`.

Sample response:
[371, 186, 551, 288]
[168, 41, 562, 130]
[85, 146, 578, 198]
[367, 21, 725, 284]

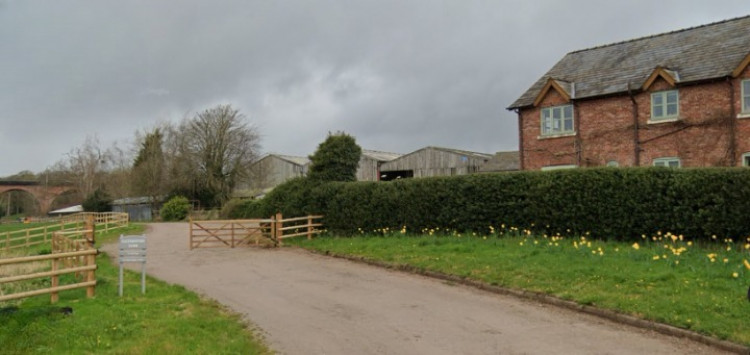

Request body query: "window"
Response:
[742, 152, 750, 167]
[651, 90, 679, 121]
[606, 160, 619, 167]
[541, 105, 574, 136]
[653, 157, 681, 168]
[743, 80, 750, 113]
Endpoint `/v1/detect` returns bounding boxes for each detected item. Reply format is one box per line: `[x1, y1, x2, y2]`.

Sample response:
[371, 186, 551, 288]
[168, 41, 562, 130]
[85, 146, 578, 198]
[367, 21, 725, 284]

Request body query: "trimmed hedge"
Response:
[228, 168, 750, 241]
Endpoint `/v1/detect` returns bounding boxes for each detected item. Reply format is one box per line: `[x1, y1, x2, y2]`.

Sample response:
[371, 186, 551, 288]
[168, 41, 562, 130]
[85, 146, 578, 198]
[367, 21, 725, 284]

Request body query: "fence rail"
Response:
[0, 232, 97, 303]
[2, 212, 128, 251]
[189, 214, 324, 249]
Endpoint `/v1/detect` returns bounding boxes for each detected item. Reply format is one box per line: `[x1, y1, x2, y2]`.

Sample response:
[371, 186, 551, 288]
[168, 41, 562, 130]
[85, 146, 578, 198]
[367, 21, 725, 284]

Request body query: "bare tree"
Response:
[48, 136, 133, 204]
[65, 135, 110, 199]
[167, 105, 261, 208]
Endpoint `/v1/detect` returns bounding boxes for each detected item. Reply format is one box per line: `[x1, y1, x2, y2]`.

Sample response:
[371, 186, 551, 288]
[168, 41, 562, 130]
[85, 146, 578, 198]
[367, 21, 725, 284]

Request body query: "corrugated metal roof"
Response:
[361, 149, 402, 162]
[48, 205, 83, 214]
[265, 154, 310, 167]
[426, 146, 494, 160]
[508, 15, 750, 109]
[112, 196, 159, 205]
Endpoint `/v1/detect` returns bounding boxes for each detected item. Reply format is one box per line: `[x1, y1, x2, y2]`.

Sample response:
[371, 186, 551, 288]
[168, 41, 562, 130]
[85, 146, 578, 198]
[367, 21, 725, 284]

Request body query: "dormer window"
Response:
[651, 90, 679, 121]
[540, 105, 574, 136]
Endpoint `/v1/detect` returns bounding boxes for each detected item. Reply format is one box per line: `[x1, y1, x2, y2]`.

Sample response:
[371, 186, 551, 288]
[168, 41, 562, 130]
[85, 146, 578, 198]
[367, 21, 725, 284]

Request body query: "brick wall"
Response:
[518, 67, 750, 170]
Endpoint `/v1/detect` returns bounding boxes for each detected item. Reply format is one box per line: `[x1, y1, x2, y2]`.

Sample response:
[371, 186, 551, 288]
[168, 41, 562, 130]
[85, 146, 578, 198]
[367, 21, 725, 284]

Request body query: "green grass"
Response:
[0, 221, 55, 233]
[0, 224, 271, 354]
[286, 229, 750, 345]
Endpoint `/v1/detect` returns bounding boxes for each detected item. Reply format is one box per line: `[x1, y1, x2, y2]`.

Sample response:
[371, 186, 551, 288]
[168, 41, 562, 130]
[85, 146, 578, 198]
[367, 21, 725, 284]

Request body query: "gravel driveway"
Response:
[102, 223, 731, 355]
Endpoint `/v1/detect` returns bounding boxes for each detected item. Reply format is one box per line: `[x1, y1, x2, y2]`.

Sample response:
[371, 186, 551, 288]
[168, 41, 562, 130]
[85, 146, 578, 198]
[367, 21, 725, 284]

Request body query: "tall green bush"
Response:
[307, 132, 362, 182]
[160, 196, 191, 221]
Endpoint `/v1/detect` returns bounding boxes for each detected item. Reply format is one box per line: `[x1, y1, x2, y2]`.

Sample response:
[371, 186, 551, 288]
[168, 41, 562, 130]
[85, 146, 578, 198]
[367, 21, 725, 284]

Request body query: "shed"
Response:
[379, 146, 493, 180]
[112, 197, 159, 222]
[357, 150, 402, 181]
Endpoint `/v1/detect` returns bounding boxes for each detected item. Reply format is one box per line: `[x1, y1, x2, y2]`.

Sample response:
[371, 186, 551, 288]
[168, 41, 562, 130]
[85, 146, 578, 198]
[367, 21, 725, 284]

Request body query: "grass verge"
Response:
[286, 230, 750, 346]
[0, 224, 271, 354]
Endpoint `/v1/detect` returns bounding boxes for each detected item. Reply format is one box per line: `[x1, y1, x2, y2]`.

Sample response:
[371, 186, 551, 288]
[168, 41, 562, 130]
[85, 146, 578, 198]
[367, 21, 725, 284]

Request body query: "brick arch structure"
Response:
[0, 181, 76, 214]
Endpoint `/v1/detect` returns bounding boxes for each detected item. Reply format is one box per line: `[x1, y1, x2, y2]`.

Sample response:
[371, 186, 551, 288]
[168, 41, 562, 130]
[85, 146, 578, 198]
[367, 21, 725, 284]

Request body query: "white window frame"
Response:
[742, 152, 750, 167]
[541, 164, 577, 171]
[540, 105, 574, 136]
[650, 90, 679, 121]
[653, 157, 681, 168]
[742, 80, 750, 114]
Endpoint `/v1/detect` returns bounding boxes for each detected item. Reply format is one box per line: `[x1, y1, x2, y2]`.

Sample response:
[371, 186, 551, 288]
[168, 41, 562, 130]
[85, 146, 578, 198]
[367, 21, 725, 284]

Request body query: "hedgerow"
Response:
[227, 168, 750, 241]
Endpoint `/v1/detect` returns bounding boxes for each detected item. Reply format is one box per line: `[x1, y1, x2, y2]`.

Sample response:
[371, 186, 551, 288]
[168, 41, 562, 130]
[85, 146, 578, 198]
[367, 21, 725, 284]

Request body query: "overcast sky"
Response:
[2, 1, 749, 176]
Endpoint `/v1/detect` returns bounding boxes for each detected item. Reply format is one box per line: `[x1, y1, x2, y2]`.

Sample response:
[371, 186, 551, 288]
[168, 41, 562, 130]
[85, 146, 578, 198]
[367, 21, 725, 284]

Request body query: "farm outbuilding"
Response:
[379, 146, 494, 180]
[112, 197, 160, 222]
[478, 151, 520, 173]
[356, 150, 402, 181]
[247, 154, 310, 190]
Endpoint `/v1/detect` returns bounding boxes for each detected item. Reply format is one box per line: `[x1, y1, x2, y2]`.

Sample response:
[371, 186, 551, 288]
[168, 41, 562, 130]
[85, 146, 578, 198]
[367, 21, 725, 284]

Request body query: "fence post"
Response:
[51, 257, 59, 303]
[4, 231, 8, 250]
[275, 213, 283, 247]
[25, 228, 30, 248]
[231, 222, 235, 248]
[85, 214, 95, 248]
[86, 250, 96, 298]
[307, 216, 313, 240]
[189, 217, 193, 250]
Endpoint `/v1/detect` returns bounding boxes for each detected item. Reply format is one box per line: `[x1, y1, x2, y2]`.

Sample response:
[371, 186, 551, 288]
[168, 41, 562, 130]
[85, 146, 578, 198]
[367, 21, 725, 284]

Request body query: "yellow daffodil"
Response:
[744, 259, 750, 270]
[632, 242, 640, 250]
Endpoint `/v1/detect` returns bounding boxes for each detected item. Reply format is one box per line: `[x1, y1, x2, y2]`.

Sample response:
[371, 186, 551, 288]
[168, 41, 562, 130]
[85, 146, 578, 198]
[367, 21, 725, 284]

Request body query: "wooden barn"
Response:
[356, 150, 402, 181]
[247, 154, 310, 190]
[379, 146, 494, 180]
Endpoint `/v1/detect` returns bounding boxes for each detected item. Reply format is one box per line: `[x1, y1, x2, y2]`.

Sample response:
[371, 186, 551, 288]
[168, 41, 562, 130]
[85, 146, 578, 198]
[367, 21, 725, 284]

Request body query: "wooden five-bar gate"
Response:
[189, 213, 323, 249]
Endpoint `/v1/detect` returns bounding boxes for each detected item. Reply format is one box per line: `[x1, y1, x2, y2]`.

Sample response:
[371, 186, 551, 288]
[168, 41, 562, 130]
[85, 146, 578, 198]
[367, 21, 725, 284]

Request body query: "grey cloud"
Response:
[1, 0, 749, 175]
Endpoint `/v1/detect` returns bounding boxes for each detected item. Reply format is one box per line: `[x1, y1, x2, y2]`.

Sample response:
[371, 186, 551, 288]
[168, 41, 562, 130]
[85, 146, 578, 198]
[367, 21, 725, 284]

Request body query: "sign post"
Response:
[119, 234, 147, 297]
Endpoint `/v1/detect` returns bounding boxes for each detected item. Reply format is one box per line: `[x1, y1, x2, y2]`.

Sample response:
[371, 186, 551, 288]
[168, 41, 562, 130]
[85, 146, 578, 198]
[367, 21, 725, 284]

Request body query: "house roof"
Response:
[361, 149, 402, 162]
[508, 15, 750, 109]
[478, 151, 520, 172]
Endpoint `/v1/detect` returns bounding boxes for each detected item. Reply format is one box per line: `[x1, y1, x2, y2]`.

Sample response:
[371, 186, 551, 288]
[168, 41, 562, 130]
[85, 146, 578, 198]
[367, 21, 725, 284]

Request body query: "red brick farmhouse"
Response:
[507, 15, 750, 170]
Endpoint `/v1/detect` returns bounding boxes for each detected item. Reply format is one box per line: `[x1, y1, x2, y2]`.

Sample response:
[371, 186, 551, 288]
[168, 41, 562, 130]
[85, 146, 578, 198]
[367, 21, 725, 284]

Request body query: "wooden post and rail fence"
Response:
[0, 212, 129, 304]
[189, 213, 324, 249]
[2, 212, 129, 251]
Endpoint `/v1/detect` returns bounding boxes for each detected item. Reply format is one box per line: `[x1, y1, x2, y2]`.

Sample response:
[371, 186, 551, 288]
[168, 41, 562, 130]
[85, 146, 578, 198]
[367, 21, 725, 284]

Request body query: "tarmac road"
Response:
[102, 223, 732, 355]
